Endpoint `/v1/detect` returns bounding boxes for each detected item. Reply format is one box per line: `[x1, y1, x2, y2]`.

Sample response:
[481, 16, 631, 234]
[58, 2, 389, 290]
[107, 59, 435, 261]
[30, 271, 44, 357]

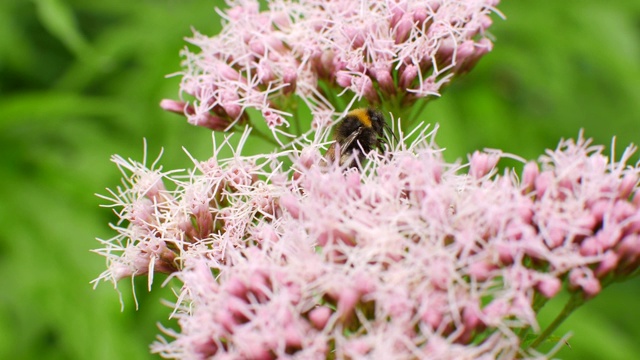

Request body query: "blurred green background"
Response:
[1, 0, 639, 359]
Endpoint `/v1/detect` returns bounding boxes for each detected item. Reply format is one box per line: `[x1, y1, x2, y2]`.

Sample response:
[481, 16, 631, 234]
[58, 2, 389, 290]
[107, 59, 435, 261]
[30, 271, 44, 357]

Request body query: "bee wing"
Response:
[324, 127, 363, 165]
[339, 127, 364, 150]
[324, 142, 337, 162]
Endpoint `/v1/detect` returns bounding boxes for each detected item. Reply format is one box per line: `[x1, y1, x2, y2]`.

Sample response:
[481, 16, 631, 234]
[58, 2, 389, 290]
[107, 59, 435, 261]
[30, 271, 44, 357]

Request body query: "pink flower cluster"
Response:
[161, 0, 500, 132]
[95, 128, 640, 359]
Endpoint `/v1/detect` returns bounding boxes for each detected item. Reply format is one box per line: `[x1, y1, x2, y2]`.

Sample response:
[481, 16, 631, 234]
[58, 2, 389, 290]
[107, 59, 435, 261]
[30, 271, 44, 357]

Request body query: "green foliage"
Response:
[0, 0, 638, 359]
[430, 0, 640, 165]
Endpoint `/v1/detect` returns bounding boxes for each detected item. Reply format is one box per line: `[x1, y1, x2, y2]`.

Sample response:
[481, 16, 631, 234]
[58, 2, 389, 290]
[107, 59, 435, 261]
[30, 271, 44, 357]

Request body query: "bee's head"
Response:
[367, 109, 386, 137]
[366, 108, 396, 147]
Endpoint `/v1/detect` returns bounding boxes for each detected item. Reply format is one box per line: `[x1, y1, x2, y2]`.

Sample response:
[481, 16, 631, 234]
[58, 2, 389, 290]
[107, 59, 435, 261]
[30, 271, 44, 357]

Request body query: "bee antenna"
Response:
[384, 121, 398, 142]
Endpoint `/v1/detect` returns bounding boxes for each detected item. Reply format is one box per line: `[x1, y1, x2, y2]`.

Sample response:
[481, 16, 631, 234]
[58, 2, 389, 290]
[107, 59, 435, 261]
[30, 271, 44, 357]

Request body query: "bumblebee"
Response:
[324, 108, 395, 167]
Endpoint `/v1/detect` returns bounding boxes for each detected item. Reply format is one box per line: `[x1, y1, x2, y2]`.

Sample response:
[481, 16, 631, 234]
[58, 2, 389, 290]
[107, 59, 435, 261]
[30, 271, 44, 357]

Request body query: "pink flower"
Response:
[162, 0, 501, 137]
[96, 126, 640, 358]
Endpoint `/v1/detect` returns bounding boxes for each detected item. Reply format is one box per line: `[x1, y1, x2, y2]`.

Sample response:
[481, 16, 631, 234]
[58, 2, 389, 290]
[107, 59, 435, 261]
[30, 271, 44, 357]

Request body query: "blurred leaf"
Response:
[34, 0, 91, 58]
[0, 92, 132, 128]
[0, 4, 36, 80]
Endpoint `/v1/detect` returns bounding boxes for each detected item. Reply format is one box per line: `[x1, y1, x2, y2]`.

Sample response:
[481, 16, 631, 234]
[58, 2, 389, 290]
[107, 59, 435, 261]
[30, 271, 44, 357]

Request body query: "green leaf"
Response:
[34, 0, 91, 57]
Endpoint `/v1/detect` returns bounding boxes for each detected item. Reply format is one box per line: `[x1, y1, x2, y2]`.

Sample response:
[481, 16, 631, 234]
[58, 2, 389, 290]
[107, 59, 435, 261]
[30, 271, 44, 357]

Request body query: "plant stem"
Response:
[526, 292, 587, 351]
[247, 125, 279, 147]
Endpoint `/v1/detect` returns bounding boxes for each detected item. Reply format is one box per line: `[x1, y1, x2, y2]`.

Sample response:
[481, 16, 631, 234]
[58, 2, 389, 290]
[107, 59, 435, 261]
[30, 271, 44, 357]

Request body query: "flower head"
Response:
[95, 125, 640, 358]
[161, 0, 501, 137]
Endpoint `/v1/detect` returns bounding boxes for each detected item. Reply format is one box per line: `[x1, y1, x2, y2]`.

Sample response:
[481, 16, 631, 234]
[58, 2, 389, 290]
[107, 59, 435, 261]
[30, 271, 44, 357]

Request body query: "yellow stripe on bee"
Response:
[347, 108, 372, 128]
